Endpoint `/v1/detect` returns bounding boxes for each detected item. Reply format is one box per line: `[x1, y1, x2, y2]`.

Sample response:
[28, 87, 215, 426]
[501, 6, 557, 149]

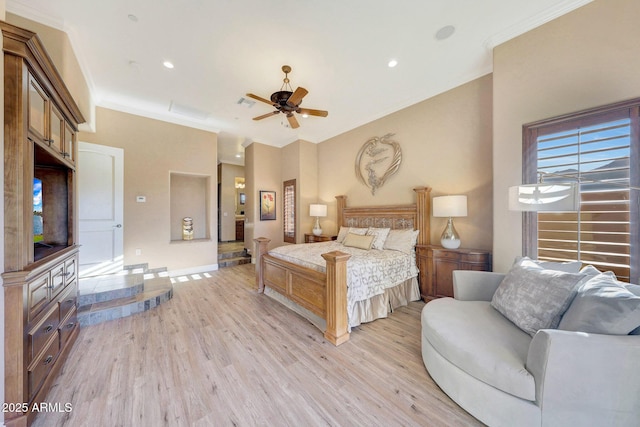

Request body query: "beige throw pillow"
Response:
[342, 233, 374, 250]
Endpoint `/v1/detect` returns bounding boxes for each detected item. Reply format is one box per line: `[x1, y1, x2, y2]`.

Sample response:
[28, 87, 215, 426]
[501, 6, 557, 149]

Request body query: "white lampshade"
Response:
[309, 204, 327, 217]
[508, 183, 579, 212]
[433, 195, 468, 218]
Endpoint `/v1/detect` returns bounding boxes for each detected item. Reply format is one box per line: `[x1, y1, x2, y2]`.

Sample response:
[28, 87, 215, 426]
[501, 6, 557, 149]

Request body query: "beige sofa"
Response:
[421, 269, 640, 427]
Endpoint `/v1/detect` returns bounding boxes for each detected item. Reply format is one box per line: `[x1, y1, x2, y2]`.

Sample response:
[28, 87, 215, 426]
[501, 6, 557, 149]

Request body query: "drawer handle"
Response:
[65, 322, 75, 329]
[43, 355, 53, 365]
[44, 324, 53, 333]
[64, 272, 72, 277]
[65, 299, 74, 305]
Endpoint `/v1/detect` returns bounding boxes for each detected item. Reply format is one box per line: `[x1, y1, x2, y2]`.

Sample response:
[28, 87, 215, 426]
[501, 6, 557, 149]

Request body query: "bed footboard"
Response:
[253, 238, 351, 345]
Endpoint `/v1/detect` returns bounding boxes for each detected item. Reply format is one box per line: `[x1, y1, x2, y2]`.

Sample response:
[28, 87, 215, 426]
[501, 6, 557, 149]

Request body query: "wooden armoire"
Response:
[2, 21, 84, 426]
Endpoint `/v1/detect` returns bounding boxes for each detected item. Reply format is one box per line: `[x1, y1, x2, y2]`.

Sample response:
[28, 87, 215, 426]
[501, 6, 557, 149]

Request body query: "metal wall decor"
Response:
[355, 133, 402, 195]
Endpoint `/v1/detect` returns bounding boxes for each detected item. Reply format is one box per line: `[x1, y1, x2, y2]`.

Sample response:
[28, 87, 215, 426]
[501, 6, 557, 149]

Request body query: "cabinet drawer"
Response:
[50, 262, 66, 298]
[28, 272, 51, 321]
[28, 334, 60, 401]
[59, 307, 78, 347]
[64, 256, 77, 284]
[58, 285, 77, 322]
[28, 306, 60, 363]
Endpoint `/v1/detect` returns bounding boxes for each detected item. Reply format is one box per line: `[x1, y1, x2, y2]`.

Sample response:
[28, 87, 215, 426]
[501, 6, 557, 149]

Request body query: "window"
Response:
[522, 99, 639, 283]
[283, 179, 296, 243]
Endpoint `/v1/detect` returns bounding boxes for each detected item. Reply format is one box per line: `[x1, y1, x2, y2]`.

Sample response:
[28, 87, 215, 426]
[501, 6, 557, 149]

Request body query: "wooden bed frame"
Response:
[254, 186, 431, 345]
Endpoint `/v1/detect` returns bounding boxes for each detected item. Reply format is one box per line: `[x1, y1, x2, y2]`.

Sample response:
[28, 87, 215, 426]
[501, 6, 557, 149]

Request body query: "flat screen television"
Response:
[33, 177, 43, 243]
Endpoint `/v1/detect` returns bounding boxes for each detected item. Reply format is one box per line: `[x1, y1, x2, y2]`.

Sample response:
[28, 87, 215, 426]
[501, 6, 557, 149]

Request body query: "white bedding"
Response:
[268, 241, 419, 327]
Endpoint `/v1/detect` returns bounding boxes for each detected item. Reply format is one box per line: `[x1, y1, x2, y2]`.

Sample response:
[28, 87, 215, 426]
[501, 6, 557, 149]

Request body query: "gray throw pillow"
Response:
[491, 260, 587, 336]
[558, 272, 640, 335]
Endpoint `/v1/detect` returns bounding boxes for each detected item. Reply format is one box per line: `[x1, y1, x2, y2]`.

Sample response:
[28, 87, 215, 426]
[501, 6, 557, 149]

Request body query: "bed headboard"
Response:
[335, 186, 431, 246]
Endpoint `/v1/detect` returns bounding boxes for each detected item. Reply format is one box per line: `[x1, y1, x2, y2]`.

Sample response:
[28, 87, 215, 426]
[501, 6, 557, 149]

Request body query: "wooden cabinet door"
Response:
[64, 122, 76, 165]
[433, 258, 457, 298]
[28, 74, 48, 142]
[49, 104, 65, 154]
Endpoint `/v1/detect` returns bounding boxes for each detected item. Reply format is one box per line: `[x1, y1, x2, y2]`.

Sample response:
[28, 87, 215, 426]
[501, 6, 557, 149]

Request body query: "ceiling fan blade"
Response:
[297, 108, 328, 117]
[287, 87, 308, 107]
[253, 111, 280, 121]
[246, 93, 275, 106]
[287, 114, 300, 129]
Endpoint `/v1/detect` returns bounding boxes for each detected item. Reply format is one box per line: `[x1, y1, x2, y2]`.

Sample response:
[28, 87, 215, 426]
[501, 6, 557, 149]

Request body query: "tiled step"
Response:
[218, 247, 251, 268]
[77, 267, 173, 326]
[218, 256, 251, 268]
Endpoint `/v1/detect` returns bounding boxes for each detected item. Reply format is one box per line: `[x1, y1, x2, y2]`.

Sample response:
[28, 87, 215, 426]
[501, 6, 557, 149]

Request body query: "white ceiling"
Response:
[7, 0, 592, 165]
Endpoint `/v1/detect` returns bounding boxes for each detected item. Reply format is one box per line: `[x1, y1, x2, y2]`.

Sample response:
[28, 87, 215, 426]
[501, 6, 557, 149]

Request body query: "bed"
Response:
[254, 186, 431, 346]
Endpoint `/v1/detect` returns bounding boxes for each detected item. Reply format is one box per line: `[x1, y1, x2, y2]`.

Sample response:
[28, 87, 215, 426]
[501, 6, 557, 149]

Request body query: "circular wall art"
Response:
[355, 133, 402, 195]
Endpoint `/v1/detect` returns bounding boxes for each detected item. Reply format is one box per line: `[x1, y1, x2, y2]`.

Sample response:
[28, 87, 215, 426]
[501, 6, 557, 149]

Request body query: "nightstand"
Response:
[416, 244, 492, 301]
[304, 233, 337, 243]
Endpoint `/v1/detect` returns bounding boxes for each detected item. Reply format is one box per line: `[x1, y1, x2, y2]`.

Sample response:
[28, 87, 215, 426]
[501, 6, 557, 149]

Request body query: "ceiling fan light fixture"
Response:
[163, 60, 174, 69]
[388, 59, 398, 68]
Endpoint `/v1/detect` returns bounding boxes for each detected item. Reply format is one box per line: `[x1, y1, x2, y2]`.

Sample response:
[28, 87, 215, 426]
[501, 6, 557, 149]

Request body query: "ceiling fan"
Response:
[246, 65, 328, 129]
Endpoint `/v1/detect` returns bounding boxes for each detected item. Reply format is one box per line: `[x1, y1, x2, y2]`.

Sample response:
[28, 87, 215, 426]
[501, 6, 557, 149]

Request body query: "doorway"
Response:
[77, 142, 124, 277]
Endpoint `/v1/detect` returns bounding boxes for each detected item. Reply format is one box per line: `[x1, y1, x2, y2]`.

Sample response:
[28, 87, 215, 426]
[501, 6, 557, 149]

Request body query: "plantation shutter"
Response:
[283, 179, 296, 243]
[523, 101, 639, 283]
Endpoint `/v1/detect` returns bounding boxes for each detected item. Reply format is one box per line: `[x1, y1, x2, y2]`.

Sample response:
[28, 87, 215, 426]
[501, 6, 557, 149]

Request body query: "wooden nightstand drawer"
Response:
[59, 307, 78, 348]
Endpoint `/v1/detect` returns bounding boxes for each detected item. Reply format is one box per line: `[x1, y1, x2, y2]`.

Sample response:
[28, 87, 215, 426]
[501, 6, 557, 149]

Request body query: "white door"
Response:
[78, 142, 124, 277]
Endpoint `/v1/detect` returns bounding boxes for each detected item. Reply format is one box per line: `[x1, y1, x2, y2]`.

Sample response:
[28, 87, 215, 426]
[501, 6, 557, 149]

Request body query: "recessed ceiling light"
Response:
[388, 59, 398, 68]
[435, 25, 455, 41]
[163, 61, 174, 69]
[235, 154, 242, 158]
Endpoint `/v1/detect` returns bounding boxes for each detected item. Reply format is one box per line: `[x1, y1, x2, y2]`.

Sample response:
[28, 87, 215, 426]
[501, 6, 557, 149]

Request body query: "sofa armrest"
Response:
[452, 270, 505, 301]
[527, 330, 640, 426]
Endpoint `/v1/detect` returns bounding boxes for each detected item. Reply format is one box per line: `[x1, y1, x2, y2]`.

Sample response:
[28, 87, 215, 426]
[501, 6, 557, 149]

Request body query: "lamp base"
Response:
[312, 217, 322, 236]
[440, 217, 461, 249]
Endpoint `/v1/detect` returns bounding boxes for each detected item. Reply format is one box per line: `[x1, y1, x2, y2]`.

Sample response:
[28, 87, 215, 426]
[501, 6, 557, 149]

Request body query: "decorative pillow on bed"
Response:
[383, 229, 419, 254]
[336, 226, 367, 243]
[558, 272, 640, 335]
[342, 233, 374, 250]
[491, 258, 588, 336]
[366, 227, 390, 250]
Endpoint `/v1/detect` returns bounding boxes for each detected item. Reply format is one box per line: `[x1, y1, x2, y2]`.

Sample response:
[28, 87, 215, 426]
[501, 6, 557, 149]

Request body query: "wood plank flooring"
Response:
[32, 264, 482, 427]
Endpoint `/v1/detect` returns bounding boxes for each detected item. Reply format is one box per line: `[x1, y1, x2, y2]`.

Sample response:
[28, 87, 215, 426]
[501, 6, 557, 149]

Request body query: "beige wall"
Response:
[218, 163, 245, 241]
[79, 107, 218, 272]
[7, 13, 94, 131]
[244, 142, 283, 253]
[318, 75, 494, 251]
[492, 0, 640, 272]
[282, 140, 319, 242]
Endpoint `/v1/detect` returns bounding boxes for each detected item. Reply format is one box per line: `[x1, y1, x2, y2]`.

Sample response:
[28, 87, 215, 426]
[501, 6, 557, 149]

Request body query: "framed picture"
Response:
[259, 190, 276, 221]
[239, 193, 246, 205]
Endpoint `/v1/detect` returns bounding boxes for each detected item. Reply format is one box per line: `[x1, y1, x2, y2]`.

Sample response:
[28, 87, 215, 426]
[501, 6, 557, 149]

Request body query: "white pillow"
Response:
[491, 258, 588, 336]
[514, 256, 582, 273]
[383, 229, 419, 254]
[366, 227, 390, 250]
[558, 272, 640, 335]
[336, 226, 367, 243]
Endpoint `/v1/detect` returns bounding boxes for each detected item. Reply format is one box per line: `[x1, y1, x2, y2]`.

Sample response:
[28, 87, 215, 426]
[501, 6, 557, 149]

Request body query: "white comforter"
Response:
[268, 241, 418, 315]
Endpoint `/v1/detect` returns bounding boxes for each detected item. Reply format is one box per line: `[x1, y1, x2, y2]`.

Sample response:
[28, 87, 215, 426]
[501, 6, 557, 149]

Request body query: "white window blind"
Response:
[283, 179, 296, 243]
[523, 101, 639, 283]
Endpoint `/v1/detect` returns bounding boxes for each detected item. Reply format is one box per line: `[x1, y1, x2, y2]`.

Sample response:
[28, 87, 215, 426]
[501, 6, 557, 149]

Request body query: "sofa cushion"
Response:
[421, 298, 536, 401]
[491, 259, 587, 336]
[558, 272, 640, 335]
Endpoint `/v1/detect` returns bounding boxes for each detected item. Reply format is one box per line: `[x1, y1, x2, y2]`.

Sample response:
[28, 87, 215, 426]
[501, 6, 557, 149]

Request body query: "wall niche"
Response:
[170, 172, 210, 241]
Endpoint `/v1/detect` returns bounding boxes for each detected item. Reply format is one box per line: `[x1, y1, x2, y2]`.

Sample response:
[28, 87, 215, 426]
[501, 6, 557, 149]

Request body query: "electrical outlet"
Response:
[135, 249, 141, 256]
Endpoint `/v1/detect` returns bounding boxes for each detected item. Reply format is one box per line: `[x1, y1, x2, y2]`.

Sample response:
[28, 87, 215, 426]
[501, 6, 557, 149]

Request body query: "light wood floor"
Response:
[33, 264, 482, 427]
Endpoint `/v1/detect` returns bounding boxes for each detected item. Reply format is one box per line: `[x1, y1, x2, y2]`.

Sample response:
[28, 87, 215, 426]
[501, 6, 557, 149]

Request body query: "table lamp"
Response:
[309, 204, 327, 236]
[433, 195, 467, 249]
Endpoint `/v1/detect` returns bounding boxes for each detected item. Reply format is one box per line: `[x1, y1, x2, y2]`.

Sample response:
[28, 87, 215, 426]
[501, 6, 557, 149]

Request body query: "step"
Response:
[218, 249, 248, 260]
[77, 268, 173, 326]
[218, 256, 251, 268]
